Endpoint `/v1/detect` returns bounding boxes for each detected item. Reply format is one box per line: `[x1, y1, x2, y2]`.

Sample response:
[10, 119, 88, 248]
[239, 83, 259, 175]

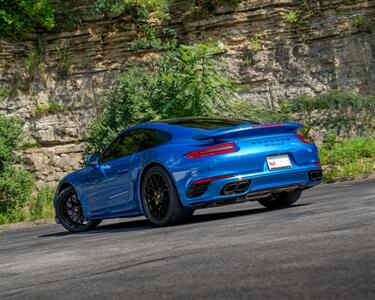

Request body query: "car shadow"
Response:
[39, 203, 310, 238]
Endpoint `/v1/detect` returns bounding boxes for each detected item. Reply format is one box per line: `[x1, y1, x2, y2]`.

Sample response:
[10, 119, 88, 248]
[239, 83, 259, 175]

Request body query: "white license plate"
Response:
[266, 155, 292, 170]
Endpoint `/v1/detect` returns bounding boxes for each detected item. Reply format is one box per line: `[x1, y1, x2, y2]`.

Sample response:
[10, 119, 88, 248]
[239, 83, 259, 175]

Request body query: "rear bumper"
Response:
[178, 165, 322, 208]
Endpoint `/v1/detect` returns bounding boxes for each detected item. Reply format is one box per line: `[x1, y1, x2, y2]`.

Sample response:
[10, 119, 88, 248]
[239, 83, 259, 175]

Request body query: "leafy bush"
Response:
[89, 0, 168, 20]
[0, 185, 54, 224]
[0, 165, 35, 213]
[0, 115, 23, 171]
[231, 101, 290, 123]
[154, 42, 234, 119]
[0, 0, 55, 38]
[283, 90, 375, 139]
[320, 138, 375, 182]
[86, 42, 236, 154]
[0, 87, 10, 102]
[0, 114, 35, 219]
[86, 67, 157, 154]
[27, 187, 55, 221]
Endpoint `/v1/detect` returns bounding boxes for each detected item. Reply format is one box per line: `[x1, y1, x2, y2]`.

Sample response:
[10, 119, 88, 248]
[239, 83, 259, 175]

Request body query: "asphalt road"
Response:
[1, 179, 375, 300]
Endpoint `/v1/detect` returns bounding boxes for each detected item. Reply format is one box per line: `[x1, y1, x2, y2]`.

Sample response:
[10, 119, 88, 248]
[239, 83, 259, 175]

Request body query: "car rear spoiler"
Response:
[193, 123, 303, 141]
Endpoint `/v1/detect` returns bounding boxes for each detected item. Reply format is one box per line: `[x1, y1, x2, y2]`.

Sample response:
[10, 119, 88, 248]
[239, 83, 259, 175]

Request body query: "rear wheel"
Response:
[141, 166, 194, 226]
[56, 186, 101, 233]
[258, 190, 302, 209]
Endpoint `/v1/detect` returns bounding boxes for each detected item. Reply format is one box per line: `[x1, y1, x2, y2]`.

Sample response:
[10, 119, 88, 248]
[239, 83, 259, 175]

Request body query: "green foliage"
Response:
[89, 0, 168, 21]
[232, 101, 290, 123]
[129, 25, 176, 51]
[285, 10, 299, 23]
[154, 42, 234, 119]
[248, 37, 262, 51]
[55, 43, 71, 78]
[240, 37, 262, 68]
[352, 15, 373, 32]
[27, 186, 55, 221]
[320, 138, 375, 182]
[86, 67, 157, 154]
[53, 1, 83, 31]
[0, 185, 54, 224]
[0, 0, 55, 38]
[283, 90, 375, 139]
[0, 115, 23, 171]
[86, 42, 236, 154]
[24, 49, 46, 79]
[0, 87, 10, 102]
[35, 101, 63, 117]
[0, 165, 35, 214]
[89, 1, 172, 51]
[0, 114, 35, 218]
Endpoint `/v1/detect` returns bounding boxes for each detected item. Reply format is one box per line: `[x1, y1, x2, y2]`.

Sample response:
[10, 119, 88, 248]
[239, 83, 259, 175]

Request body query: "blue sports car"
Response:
[54, 117, 323, 232]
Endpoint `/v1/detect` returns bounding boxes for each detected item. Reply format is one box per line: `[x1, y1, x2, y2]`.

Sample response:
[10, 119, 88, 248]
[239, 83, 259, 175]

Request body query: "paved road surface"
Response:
[1, 179, 375, 299]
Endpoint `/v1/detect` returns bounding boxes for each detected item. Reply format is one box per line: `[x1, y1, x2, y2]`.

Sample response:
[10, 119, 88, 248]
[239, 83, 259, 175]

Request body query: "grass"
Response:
[320, 138, 375, 183]
[0, 87, 10, 102]
[285, 10, 299, 23]
[35, 101, 63, 117]
[0, 187, 55, 225]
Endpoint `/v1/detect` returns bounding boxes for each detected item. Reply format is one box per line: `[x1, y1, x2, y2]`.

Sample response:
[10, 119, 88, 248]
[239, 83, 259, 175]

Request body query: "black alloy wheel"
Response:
[141, 166, 194, 226]
[57, 187, 101, 233]
[144, 173, 170, 220]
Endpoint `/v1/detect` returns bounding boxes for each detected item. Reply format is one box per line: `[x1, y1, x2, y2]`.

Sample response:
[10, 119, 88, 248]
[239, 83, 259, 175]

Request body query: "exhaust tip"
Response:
[221, 180, 251, 195]
[309, 170, 323, 181]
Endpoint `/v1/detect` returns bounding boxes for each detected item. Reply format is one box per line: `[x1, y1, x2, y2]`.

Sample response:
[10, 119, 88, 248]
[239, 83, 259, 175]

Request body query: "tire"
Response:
[56, 186, 102, 233]
[258, 190, 302, 209]
[141, 166, 194, 226]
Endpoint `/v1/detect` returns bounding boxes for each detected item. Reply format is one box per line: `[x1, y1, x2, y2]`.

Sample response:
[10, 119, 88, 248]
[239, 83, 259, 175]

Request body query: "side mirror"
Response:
[85, 154, 100, 168]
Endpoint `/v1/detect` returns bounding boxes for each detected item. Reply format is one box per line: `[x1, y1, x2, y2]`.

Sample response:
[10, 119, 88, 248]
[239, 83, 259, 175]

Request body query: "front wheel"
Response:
[141, 166, 194, 226]
[258, 190, 302, 209]
[56, 186, 101, 233]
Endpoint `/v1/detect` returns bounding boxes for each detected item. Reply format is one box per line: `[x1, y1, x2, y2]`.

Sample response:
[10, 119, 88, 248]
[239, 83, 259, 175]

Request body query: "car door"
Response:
[82, 129, 144, 216]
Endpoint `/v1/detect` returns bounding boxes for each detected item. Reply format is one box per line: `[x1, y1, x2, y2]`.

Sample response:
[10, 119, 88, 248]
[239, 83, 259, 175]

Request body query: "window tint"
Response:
[138, 129, 171, 152]
[101, 129, 144, 163]
[161, 118, 255, 130]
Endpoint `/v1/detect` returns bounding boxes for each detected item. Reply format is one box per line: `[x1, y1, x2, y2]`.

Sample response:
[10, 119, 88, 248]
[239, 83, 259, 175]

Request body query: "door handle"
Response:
[118, 168, 128, 175]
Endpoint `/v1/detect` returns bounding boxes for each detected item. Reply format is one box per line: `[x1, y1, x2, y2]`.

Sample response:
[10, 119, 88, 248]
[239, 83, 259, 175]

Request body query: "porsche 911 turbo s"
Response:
[54, 117, 323, 232]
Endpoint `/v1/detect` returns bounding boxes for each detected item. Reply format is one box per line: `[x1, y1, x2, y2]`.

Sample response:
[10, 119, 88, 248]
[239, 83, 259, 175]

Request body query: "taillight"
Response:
[297, 135, 311, 144]
[184, 142, 238, 159]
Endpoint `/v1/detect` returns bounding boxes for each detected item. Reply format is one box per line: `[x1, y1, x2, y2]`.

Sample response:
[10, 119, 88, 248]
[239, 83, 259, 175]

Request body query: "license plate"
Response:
[266, 154, 292, 170]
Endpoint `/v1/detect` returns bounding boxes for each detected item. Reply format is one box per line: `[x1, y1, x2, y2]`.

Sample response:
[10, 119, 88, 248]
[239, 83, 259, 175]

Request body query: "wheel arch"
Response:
[57, 181, 75, 195]
[55, 180, 91, 218]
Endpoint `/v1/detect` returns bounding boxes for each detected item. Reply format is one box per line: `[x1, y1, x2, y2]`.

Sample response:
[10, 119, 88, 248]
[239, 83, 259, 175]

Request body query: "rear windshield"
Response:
[161, 118, 255, 130]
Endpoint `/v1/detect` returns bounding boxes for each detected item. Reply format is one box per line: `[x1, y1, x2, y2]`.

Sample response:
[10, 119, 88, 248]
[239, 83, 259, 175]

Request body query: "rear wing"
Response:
[193, 123, 303, 141]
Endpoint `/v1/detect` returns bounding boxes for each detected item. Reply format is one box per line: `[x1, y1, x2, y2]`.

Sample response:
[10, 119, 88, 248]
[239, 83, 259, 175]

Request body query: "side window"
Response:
[138, 129, 172, 152]
[101, 129, 144, 163]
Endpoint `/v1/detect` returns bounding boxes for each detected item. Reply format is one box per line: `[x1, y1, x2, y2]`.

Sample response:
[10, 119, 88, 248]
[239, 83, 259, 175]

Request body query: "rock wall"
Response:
[171, 0, 375, 104]
[0, 0, 374, 185]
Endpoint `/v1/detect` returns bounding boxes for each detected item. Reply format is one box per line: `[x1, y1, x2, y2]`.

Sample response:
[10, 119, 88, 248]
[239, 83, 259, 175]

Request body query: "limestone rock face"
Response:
[0, 0, 374, 185]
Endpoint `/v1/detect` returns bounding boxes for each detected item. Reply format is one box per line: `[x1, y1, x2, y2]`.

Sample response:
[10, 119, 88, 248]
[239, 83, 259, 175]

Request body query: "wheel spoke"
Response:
[60, 192, 88, 228]
[144, 173, 170, 220]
